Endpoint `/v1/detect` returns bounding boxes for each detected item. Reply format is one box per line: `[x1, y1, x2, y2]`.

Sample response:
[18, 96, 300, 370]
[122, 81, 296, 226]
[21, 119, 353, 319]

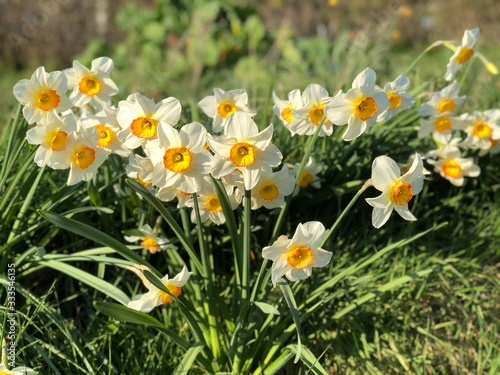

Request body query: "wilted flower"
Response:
[262, 221, 332, 286]
[365, 154, 424, 228]
[127, 266, 191, 313]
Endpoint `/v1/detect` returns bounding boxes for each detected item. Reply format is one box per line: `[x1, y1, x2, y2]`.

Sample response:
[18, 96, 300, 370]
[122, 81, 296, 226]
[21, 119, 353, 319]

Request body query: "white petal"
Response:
[371, 155, 400, 191]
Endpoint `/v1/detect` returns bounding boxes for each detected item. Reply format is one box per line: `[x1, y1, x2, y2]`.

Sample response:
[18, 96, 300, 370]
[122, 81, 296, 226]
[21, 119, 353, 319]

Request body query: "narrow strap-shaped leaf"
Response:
[285, 344, 329, 375]
[95, 301, 190, 349]
[174, 342, 205, 374]
[38, 259, 130, 305]
[126, 179, 203, 274]
[38, 210, 157, 272]
[277, 279, 302, 363]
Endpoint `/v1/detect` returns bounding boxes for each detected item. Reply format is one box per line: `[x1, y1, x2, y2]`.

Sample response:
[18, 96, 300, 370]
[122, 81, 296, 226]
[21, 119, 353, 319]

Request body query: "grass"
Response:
[1, 7, 500, 374]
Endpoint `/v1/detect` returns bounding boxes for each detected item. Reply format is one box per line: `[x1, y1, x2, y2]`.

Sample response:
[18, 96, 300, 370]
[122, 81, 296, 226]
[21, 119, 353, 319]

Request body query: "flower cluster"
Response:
[11, 25, 497, 314]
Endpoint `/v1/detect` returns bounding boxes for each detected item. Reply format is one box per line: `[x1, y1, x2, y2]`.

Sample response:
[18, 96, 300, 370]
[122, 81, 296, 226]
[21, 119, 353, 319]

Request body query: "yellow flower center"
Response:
[389, 181, 413, 205]
[74, 146, 95, 169]
[298, 171, 314, 188]
[438, 99, 456, 113]
[48, 130, 68, 151]
[163, 148, 192, 173]
[230, 142, 255, 167]
[78, 76, 102, 96]
[205, 196, 222, 212]
[36, 89, 60, 111]
[217, 101, 237, 118]
[434, 117, 452, 133]
[287, 245, 314, 269]
[387, 92, 402, 110]
[309, 104, 325, 125]
[140, 236, 159, 253]
[281, 106, 294, 124]
[355, 96, 378, 121]
[442, 159, 461, 178]
[472, 121, 492, 139]
[456, 47, 474, 64]
[96, 124, 115, 147]
[259, 182, 279, 201]
[137, 174, 152, 187]
[130, 117, 158, 139]
[159, 284, 182, 304]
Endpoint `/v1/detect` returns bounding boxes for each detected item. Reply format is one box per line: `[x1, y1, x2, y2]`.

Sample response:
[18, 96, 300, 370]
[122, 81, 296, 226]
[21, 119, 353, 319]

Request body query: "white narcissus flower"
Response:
[377, 74, 415, 122]
[418, 113, 462, 139]
[26, 113, 77, 168]
[126, 153, 155, 188]
[185, 177, 239, 225]
[418, 81, 466, 118]
[272, 89, 303, 135]
[144, 122, 212, 193]
[13, 66, 72, 125]
[128, 266, 191, 313]
[460, 110, 500, 151]
[426, 148, 480, 186]
[262, 221, 332, 286]
[50, 127, 109, 186]
[247, 167, 295, 210]
[366, 154, 424, 228]
[124, 224, 175, 253]
[291, 156, 324, 196]
[198, 88, 257, 133]
[0, 364, 38, 375]
[156, 187, 193, 208]
[326, 67, 390, 141]
[289, 84, 333, 137]
[445, 28, 480, 81]
[208, 112, 283, 191]
[80, 106, 131, 157]
[117, 93, 181, 150]
[64, 57, 119, 110]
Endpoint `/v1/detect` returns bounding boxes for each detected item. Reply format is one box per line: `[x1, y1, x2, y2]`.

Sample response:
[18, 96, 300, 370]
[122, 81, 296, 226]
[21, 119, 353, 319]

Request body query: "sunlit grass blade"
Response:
[38, 209, 156, 271]
[285, 344, 329, 375]
[36, 259, 130, 305]
[174, 342, 206, 374]
[278, 279, 302, 363]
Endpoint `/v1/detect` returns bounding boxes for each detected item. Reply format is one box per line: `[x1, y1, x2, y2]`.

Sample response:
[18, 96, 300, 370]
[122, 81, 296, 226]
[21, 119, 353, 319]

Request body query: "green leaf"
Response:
[38, 210, 156, 272]
[253, 301, 280, 316]
[95, 301, 190, 350]
[285, 344, 329, 375]
[125, 179, 203, 274]
[174, 342, 205, 374]
[37, 259, 130, 305]
[278, 279, 302, 363]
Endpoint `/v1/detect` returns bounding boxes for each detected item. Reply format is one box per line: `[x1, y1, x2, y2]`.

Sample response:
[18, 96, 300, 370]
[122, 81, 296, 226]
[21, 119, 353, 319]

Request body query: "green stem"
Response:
[320, 179, 372, 247]
[241, 189, 252, 301]
[192, 193, 221, 363]
[270, 116, 326, 242]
